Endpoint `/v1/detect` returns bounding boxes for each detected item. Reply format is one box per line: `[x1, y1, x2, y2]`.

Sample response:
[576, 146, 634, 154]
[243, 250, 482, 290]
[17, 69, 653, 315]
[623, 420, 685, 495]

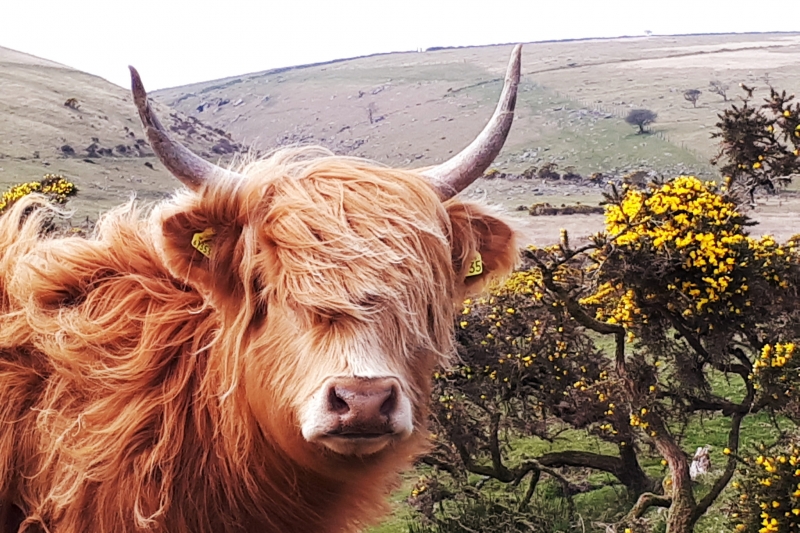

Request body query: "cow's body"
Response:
[0, 46, 522, 533]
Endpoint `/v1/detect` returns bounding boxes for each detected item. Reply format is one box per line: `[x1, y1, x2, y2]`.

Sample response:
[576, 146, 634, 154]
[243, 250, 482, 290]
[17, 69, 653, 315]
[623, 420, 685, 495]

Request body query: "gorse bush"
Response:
[407, 481, 573, 533]
[0, 174, 77, 215]
[728, 339, 800, 533]
[730, 437, 800, 533]
[593, 177, 798, 332]
[420, 174, 800, 533]
[712, 86, 800, 202]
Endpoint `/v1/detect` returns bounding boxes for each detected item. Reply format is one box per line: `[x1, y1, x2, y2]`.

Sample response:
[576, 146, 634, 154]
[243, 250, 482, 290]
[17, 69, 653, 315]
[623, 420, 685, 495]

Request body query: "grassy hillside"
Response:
[154, 33, 800, 177]
[4, 34, 800, 237]
[151, 33, 800, 245]
[0, 46, 246, 218]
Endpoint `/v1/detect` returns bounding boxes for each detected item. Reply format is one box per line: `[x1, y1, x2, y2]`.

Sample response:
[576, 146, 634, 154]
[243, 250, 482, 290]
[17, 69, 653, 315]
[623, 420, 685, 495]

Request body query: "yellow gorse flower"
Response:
[0, 174, 77, 214]
[590, 176, 796, 323]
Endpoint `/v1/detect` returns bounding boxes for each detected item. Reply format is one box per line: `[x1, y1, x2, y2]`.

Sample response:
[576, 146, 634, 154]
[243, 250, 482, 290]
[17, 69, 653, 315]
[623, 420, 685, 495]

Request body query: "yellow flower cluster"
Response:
[494, 268, 545, 298]
[734, 445, 800, 533]
[409, 475, 430, 499]
[596, 176, 767, 320]
[750, 235, 793, 288]
[605, 176, 741, 248]
[0, 174, 77, 214]
[581, 284, 641, 327]
[751, 340, 799, 405]
[755, 343, 796, 372]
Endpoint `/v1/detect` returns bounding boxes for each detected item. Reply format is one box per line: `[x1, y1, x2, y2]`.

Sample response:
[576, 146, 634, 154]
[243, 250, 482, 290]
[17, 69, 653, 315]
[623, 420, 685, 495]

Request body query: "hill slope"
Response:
[154, 33, 800, 184]
[4, 35, 800, 243]
[0, 46, 246, 218]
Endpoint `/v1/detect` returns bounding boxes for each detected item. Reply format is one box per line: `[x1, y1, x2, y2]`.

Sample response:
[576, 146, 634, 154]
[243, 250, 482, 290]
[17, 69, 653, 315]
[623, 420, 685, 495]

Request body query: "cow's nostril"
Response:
[379, 387, 397, 417]
[328, 387, 350, 415]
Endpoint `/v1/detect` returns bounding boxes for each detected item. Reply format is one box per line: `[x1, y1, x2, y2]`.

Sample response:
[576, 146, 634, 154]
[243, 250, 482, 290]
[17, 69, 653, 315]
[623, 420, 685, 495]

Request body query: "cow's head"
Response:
[131, 46, 521, 469]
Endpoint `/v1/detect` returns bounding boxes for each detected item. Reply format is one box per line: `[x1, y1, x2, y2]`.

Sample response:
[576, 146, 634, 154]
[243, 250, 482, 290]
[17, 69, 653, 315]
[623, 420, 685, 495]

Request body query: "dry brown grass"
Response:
[0, 46, 243, 219]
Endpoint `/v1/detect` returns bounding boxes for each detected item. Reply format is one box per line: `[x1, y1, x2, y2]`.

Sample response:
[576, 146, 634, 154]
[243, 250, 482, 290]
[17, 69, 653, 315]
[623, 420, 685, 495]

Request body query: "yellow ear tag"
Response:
[191, 228, 215, 258]
[466, 253, 483, 277]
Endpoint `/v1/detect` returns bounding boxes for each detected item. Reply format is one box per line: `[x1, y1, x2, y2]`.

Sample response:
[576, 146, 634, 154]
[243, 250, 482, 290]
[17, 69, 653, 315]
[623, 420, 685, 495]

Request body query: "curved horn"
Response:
[129, 66, 242, 190]
[422, 44, 521, 200]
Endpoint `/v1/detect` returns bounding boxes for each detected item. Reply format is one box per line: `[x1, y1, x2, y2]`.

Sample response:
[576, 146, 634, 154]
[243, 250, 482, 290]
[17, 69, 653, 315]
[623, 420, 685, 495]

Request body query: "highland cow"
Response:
[0, 45, 522, 533]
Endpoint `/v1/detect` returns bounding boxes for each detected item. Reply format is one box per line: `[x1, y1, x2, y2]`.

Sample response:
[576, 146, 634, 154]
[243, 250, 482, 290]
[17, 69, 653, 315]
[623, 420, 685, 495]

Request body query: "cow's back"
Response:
[0, 197, 53, 532]
[0, 198, 221, 532]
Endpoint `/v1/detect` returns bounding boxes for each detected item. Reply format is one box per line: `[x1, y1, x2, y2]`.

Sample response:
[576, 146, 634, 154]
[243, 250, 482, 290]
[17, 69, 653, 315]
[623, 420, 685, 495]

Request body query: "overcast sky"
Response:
[4, 0, 800, 90]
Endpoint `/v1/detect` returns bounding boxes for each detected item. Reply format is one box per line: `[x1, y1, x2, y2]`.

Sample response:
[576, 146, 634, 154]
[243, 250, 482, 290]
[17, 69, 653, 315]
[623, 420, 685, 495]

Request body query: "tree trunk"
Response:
[618, 443, 657, 495]
[648, 417, 696, 533]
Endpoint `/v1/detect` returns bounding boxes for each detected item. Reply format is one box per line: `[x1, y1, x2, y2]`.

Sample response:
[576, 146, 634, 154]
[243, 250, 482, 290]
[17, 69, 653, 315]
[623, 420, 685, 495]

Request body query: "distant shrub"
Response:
[684, 89, 702, 108]
[0, 174, 78, 215]
[588, 172, 605, 182]
[537, 162, 560, 180]
[625, 109, 657, 134]
[528, 202, 604, 216]
[711, 84, 800, 203]
[520, 165, 538, 179]
[709, 80, 730, 102]
[623, 170, 649, 187]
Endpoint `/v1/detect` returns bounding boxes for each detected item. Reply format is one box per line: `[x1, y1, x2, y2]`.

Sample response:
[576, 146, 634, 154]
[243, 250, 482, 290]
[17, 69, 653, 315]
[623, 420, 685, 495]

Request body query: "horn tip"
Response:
[129, 66, 145, 97]
[510, 44, 522, 69]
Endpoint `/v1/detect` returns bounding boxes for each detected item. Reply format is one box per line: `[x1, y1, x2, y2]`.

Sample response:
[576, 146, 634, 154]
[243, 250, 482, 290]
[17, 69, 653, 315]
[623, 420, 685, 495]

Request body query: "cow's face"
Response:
[131, 44, 521, 467]
[153, 154, 517, 463]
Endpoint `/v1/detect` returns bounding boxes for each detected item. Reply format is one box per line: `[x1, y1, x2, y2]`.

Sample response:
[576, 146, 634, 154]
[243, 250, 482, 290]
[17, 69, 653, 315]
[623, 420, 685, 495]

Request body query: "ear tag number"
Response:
[191, 228, 215, 258]
[466, 253, 483, 277]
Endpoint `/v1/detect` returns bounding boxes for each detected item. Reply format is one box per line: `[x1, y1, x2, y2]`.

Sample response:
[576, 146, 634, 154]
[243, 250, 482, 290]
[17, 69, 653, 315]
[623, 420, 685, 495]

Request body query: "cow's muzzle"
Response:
[302, 376, 413, 456]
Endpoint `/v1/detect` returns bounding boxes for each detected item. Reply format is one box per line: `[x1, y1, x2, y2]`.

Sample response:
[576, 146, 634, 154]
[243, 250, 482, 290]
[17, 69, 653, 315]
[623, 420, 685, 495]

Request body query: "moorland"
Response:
[4, 33, 800, 243]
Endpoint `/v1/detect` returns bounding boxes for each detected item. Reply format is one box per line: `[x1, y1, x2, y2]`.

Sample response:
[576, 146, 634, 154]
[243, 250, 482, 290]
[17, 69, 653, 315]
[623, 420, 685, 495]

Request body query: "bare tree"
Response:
[708, 80, 729, 102]
[625, 108, 657, 134]
[683, 89, 702, 108]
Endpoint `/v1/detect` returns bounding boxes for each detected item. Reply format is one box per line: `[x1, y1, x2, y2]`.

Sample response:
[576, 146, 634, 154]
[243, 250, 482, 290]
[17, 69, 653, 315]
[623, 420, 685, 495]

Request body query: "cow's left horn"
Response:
[130, 66, 242, 190]
[422, 44, 521, 200]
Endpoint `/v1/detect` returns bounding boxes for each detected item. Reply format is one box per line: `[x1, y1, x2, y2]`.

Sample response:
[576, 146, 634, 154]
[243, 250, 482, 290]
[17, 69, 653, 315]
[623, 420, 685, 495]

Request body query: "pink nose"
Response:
[325, 377, 398, 436]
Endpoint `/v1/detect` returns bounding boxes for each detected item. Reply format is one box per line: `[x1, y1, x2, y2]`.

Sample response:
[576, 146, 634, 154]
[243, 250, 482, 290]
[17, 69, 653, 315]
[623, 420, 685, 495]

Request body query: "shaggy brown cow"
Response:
[0, 45, 521, 533]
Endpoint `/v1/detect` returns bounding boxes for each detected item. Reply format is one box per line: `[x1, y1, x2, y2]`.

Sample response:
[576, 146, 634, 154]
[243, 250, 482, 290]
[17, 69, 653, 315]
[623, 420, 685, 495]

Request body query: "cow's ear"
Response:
[152, 190, 245, 297]
[446, 201, 519, 298]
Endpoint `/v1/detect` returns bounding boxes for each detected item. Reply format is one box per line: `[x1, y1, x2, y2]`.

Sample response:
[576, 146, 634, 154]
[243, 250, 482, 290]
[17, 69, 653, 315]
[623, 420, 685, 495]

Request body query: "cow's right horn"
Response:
[130, 66, 242, 190]
[422, 44, 521, 200]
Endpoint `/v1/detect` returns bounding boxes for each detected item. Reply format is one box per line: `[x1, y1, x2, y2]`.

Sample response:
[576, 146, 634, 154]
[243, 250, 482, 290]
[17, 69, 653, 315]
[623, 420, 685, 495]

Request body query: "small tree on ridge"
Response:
[684, 89, 702, 108]
[709, 80, 730, 102]
[625, 108, 658, 134]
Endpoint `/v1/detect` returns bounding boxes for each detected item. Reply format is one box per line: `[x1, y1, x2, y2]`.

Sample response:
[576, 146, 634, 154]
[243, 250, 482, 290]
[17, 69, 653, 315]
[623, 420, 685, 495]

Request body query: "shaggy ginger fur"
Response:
[0, 148, 517, 533]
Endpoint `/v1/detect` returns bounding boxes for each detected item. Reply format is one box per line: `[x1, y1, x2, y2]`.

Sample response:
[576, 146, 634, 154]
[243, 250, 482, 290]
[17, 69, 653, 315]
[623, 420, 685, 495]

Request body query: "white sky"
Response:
[4, 0, 800, 90]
